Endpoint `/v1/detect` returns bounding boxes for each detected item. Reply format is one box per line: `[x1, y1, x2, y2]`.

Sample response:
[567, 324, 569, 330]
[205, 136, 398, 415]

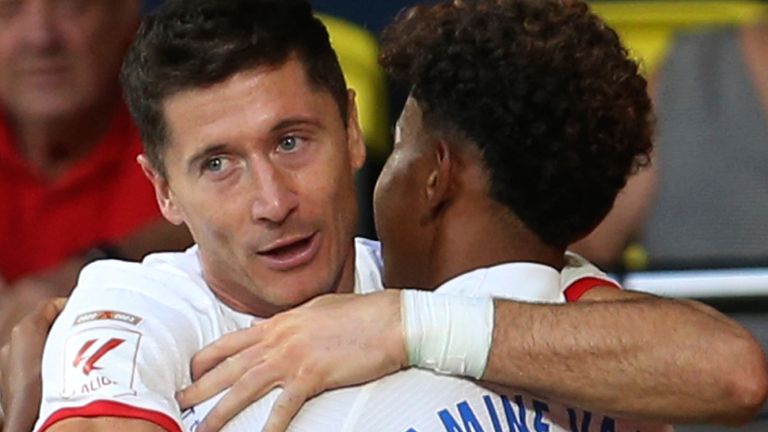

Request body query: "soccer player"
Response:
[0, 0, 764, 431]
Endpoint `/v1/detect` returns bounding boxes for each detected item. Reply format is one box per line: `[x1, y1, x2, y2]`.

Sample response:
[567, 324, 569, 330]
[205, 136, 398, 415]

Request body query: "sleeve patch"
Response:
[74, 310, 144, 326]
[63, 327, 142, 399]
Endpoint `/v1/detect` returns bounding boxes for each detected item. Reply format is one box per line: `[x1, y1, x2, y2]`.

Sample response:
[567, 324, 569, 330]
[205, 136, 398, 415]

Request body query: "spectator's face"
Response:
[0, 0, 139, 121]
[374, 97, 435, 288]
[144, 59, 366, 316]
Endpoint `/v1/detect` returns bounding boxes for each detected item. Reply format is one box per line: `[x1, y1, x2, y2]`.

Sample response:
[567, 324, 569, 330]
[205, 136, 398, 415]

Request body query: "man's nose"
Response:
[19, 2, 61, 53]
[250, 162, 299, 225]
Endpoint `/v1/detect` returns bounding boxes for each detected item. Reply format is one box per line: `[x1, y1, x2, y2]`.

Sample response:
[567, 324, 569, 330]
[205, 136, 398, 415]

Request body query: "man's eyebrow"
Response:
[186, 143, 229, 174]
[270, 116, 324, 133]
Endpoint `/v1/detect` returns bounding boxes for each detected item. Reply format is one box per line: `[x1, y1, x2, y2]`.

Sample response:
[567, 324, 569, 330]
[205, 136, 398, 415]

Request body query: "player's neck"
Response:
[203, 241, 357, 318]
[426, 199, 565, 289]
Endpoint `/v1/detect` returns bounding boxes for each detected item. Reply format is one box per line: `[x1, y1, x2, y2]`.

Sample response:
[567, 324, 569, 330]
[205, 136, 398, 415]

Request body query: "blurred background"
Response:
[3, 0, 768, 430]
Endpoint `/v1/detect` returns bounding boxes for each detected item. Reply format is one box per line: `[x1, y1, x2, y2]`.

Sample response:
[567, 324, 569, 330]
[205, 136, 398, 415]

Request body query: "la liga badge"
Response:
[62, 327, 141, 399]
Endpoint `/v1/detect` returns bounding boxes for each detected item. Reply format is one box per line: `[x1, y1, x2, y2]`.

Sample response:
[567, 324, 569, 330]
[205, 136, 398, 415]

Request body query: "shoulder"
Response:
[46, 250, 215, 372]
[70, 247, 214, 316]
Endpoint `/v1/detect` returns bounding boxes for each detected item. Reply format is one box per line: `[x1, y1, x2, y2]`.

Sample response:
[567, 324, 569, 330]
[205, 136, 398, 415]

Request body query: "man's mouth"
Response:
[20, 63, 69, 79]
[256, 233, 320, 271]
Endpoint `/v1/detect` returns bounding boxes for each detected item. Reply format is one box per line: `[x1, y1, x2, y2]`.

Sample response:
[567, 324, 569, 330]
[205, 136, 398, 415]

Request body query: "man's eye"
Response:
[203, 157, 225, 172]
[278, 136, 301, 152]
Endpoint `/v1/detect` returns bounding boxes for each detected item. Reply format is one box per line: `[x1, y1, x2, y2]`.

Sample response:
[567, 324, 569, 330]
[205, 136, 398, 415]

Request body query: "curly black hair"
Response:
[121, 0, 348, 177]
[380, 0, 653, 247]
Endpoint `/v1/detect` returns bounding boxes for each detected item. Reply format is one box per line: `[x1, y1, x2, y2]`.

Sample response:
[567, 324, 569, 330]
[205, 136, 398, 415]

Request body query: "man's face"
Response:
[0, 0, 139, 121]
[373, 97, 435, 288]
[148, 59, 365, 316]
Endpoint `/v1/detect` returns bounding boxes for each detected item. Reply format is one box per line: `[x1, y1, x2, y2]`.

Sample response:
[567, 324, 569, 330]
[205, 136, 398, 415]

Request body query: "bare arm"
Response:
[48, 418, 166, 432]
[0, 299, 67, 432]
[178, 287, 768, 431]
[484, 287, 768, 425]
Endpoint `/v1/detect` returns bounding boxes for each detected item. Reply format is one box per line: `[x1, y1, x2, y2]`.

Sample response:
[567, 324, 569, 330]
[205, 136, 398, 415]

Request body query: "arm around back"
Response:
[483, 287, 768, 425]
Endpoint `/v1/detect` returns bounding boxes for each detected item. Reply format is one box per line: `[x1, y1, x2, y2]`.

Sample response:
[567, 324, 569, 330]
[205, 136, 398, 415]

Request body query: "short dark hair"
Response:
[380, 0, 653, 247]
[121, 0, 348, 176]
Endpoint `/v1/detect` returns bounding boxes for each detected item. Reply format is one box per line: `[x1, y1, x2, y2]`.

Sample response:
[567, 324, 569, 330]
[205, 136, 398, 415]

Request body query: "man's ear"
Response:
[345, 89, 367, 172]
[425, 139, 453, 213]
[137, 155, 185, 226]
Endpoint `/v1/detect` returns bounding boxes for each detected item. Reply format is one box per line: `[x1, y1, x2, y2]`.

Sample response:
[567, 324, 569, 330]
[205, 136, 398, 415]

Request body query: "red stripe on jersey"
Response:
[564, 276, 620, 303]
[37, 400, 180, 432]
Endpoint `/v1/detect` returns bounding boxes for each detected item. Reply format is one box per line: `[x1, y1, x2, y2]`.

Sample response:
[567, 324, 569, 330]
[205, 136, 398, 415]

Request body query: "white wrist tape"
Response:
[401, 290, 494, 379]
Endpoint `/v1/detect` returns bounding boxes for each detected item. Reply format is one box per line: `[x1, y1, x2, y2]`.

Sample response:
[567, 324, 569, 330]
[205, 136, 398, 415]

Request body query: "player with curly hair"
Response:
[375, 0, 654, 285]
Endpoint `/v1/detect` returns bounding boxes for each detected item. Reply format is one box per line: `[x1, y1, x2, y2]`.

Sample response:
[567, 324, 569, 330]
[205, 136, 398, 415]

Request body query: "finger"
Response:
[178, 353, 247, 408]
[197, 365, 281, 432]
[5, 375, 42, 432]
[5, 396, 40, 432]
[0, 346, 7, 389]
[0, 355, 5, 408]
[0, 342, 8, 370]
[262, 385, 308, 432]
[25, 297, 66, 339]
[43, 298, 68, 323]
[191, 325, 265, 380]
[0, 301, 21, 342]
[180, 344, 279, 408]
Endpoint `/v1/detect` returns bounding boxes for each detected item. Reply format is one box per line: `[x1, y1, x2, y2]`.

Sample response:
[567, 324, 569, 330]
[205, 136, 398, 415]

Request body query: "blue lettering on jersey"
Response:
[483, 395, 503, 432]
[532, 399, 551, 432]
[568, 407, 592, 432]
[601, 417, 616, 432]
[567, 407, 618, 432]
[501, 395, 529, 432]
[181, 407, 201, 432]
[406, 394, 620, 432]
[438, 400, 485, 432]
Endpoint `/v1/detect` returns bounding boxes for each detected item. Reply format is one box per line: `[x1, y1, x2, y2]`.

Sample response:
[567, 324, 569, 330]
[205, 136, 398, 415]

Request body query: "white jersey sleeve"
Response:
[561, 251, 621, 302]
[34, 260, 205, 432]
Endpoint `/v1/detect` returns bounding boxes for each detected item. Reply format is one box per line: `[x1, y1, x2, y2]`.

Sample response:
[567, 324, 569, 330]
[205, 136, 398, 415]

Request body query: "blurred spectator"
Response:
[0, 0, 191, 339]
[574, 15, 768, 270]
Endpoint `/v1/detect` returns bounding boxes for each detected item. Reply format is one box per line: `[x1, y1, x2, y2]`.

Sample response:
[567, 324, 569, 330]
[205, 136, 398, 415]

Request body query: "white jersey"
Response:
[330, 263, 671, 432]
[35, 238, 670, 432]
